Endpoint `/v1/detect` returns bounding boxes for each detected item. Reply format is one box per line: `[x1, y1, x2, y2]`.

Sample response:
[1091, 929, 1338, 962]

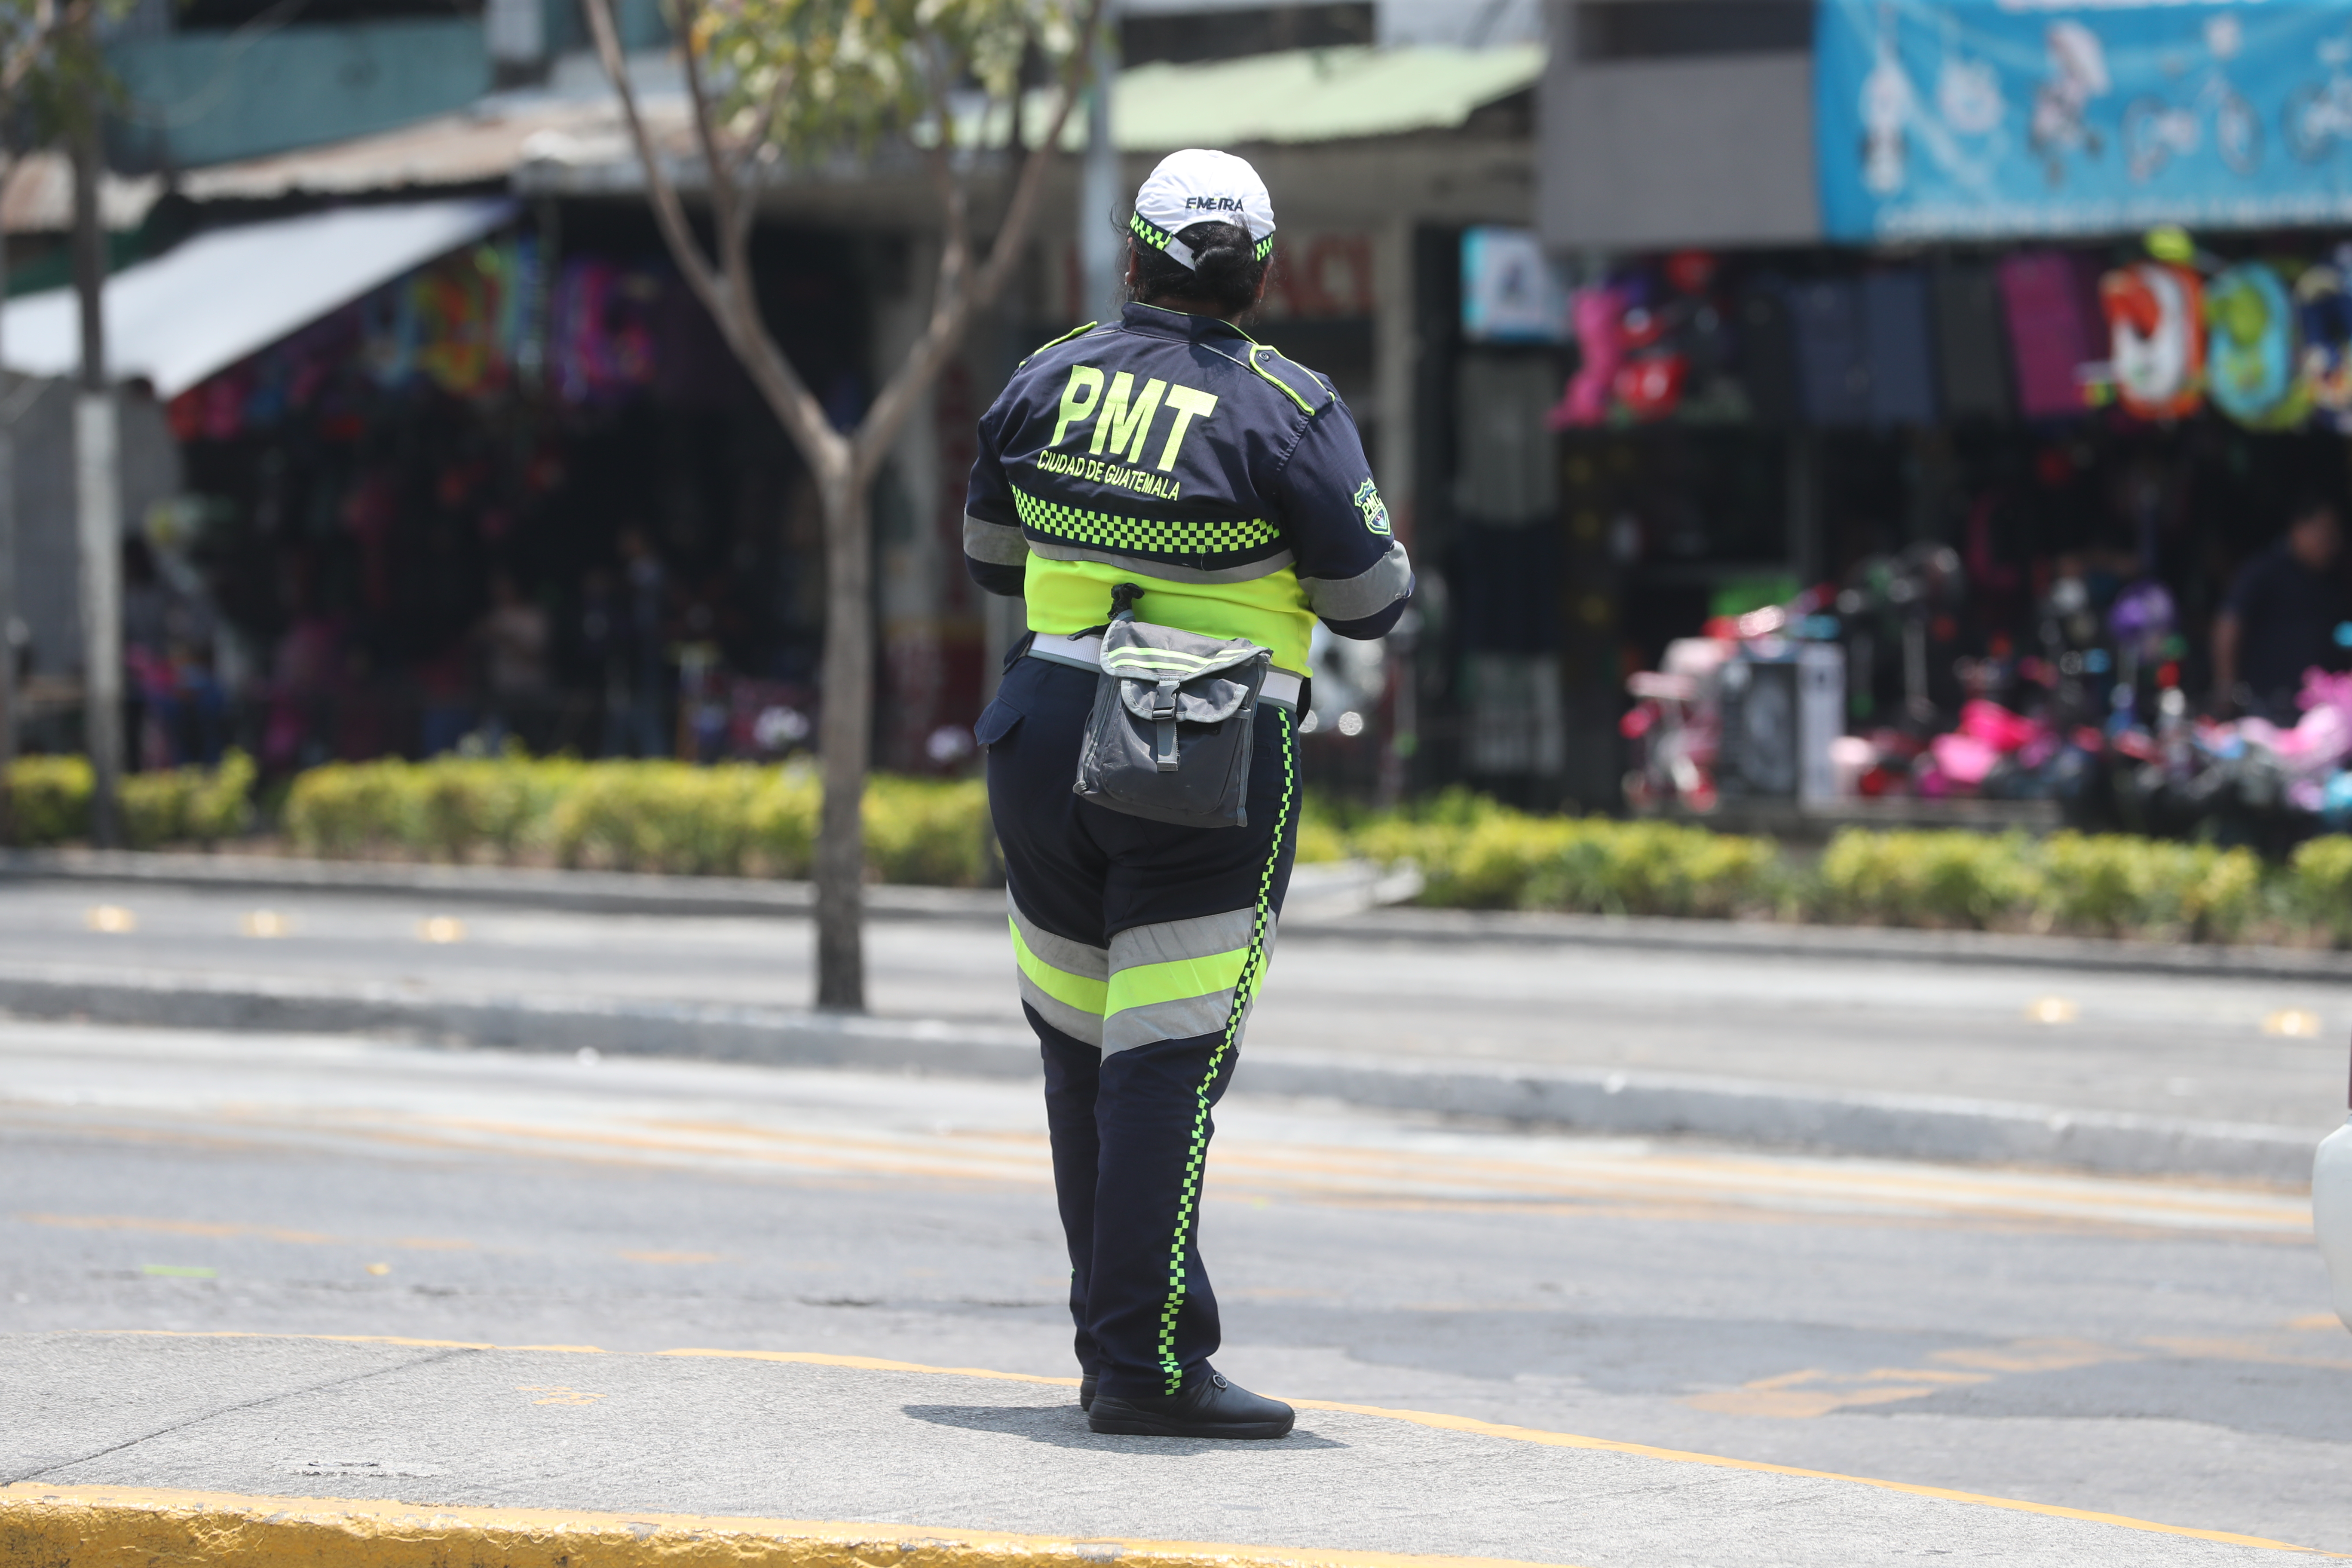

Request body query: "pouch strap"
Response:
[1028, 632, 1304, 710]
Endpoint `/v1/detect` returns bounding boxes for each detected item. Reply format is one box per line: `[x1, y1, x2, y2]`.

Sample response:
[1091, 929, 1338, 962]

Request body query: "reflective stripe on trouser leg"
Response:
[1101, 907, 1276, 1057]
[1008, 891, 1109, 1049]
[1154, 707, 1294, 1394]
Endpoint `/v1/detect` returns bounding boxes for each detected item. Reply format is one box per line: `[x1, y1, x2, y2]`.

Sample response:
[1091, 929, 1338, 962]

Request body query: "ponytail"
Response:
[1131, 220, 1267, 318]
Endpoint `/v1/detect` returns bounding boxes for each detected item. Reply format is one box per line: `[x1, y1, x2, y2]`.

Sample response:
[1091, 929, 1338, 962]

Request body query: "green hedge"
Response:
[281, 756, 995, 885]
[12, 751, 2352, 946]
[1338, 790, 2335, 945]
[1, 750, 254, 849]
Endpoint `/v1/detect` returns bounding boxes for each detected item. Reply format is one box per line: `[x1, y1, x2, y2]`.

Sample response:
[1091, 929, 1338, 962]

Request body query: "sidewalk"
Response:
[0, 1332, 2322, 1566]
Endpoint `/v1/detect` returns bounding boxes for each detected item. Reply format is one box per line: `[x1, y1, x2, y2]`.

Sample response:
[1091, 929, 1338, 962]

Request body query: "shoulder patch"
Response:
[1018, 321, 1098, 368]
[1352, 478, 1392, 537]
[1242, 343, 1335, 416]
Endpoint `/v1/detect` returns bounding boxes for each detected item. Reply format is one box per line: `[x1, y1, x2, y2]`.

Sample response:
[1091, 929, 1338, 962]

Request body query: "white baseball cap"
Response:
[1129, 149, 1277, 272]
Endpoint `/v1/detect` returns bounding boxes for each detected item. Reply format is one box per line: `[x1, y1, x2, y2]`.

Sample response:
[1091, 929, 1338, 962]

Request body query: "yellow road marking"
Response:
[2141, 1335, 2352, 1372]
[18, 1333, 2336, 1555]
[0, 1486, 1565, 1568]
[514, 1385, 604, 1406]
[1284, 1400, 2334, 1555]
[1677, 1330, 2352, 1421]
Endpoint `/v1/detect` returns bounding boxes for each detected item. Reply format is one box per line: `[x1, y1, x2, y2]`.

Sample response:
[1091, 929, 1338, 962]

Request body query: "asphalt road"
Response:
[2, 877, 2349, 1132]
[1, 1018, 2345, 1553]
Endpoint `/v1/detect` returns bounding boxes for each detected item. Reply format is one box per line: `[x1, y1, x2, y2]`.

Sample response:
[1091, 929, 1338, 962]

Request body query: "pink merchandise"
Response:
[1929, 730, 2001, 787]
[1956, 698, 2044, 753]
[2228, 670, 2352, 786]
[1550, 285, 1628, 428]
[1998, 251, 2099, 418]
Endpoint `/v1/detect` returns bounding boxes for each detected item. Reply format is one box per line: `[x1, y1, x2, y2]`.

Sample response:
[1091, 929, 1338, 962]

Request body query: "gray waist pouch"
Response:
[1073, 617, 1271, 829]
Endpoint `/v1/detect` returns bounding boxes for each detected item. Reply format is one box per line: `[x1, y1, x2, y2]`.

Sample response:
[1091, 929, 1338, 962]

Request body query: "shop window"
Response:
[1574, 0, 1812, 61]
[1122, 3, 1373, 66]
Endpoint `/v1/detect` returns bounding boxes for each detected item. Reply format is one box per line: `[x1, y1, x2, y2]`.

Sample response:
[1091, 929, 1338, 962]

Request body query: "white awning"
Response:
[0, 196, 514, 397]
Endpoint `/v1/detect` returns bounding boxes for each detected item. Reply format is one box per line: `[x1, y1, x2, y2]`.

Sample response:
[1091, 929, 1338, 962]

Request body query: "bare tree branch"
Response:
[674, 0, 745, 276]
[578, 0, 841, 470]
[670, 0, 767, 371]
[853, 0, 1103, 481]
[721, 62, 796, 253]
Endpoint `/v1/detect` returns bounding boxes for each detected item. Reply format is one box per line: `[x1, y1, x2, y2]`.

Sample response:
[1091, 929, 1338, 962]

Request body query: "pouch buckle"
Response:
[1150, 677, 1181, 772]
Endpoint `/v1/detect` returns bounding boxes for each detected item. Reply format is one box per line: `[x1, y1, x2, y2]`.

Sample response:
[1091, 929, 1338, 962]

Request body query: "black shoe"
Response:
[1079, 1372, 1097, 1411]
[1087, 1369, 1294, 1439]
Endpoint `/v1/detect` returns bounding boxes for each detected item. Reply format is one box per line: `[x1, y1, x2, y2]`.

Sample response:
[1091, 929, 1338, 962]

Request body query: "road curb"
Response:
[11, 846, 2352, 982]
[0, 1485, 1495, 1568]
[0, 965, 2315, 1184]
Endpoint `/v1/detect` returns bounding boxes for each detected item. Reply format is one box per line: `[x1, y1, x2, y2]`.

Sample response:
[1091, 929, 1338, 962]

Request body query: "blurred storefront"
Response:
[3, 193, 866, 774]
[1, 27, 1547, 786]
[1522, 0, 2352, 845]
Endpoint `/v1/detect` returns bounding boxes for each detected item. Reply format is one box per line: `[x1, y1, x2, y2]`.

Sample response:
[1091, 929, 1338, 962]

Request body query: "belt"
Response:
[1028, 632, 1302, 710]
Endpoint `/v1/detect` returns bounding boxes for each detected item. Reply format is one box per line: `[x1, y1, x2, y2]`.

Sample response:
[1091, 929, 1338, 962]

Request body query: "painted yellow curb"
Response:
[0, 1485, 1565, 1568]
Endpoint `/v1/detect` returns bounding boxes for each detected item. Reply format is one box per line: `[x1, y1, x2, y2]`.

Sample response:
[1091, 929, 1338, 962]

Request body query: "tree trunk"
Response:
[813, 460, 872, 1011]
[70, 90, 120, 848]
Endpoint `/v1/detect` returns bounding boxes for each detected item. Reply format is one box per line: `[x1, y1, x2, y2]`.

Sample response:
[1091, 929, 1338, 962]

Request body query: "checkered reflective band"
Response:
[1012, 485, 1281, 564]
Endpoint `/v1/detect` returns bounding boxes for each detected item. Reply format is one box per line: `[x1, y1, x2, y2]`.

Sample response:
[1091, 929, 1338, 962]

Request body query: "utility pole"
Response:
[1078, 0, 1120, 323]
[0, 199, 15, 845]
[71, 67, 120, 847]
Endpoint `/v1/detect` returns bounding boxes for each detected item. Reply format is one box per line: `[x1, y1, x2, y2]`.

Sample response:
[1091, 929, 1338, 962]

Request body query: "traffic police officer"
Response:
[964, 149, 1413, 1439]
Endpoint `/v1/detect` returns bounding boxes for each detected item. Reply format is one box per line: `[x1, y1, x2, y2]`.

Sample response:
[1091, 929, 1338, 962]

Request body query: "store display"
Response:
[552, 259, 664, 404]
[2208, 262, 2312, 430]
[1862, 270, 1937, 427]
[2099, 261, 2205, 420]
[1999, 251, 2100, 418]
[1789, 277, 1872, 426]
[1461, 226, 1570, 344]
[2297, 258, 2352, 432]
[1613, 351, 1688, 421]
[1736, 275, 1803, 425]
[1931, 261, 2013, 421]
[1553, 284, 1627, 428]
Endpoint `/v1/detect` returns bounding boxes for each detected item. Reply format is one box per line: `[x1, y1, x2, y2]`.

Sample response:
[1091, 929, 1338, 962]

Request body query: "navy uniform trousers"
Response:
[977, 652, 1298, 1400]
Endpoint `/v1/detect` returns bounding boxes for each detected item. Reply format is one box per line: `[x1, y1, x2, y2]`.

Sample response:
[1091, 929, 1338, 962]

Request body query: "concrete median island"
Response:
[0, 1332, 2326, 1567]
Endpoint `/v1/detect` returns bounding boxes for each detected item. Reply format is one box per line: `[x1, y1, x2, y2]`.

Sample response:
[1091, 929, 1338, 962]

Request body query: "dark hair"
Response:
[2288, 490, 2340, 528]
[1130, 220, 1268, 318]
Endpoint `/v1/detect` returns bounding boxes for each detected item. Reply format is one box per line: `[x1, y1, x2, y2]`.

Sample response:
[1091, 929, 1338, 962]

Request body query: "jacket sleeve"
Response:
[1272, 392, 1414, 639]
[963, 385, 1029, 598]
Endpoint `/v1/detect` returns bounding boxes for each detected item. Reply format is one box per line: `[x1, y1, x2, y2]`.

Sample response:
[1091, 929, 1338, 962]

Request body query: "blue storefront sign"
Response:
[1818, 0, 2352, 242]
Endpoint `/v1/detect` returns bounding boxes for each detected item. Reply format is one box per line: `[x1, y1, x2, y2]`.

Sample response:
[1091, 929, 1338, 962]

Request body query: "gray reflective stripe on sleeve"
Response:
[1300, 539, 1412, 623]
[1102, 907, 1277, 1057]
[1026, 538, 1296, 585]
[965, 513, 1032, 566]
